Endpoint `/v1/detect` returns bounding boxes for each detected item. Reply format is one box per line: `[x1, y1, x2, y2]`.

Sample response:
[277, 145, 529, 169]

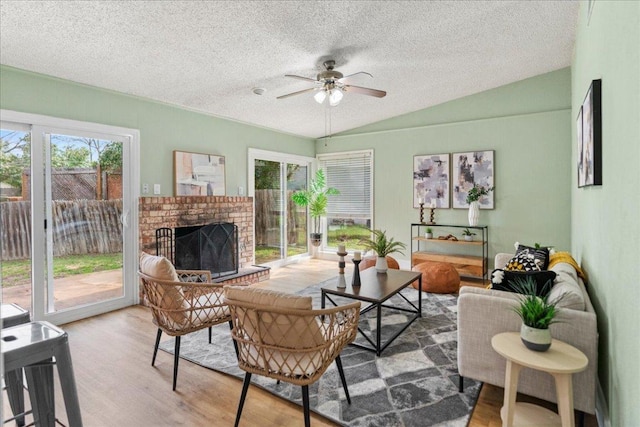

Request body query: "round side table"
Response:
[491, 332, 588, 427]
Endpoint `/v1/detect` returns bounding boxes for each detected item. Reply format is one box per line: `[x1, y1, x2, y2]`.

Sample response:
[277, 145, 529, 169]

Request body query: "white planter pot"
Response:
[425, 233, 433, 239]
[520, 324, 552, 352]
[375, 256, 388, 273]
[464, 235, 473, 241]
[468, 201, 480, 226]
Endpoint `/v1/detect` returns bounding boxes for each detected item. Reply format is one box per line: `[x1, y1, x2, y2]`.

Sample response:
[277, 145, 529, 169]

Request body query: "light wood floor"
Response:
[2, 259, 596, 426]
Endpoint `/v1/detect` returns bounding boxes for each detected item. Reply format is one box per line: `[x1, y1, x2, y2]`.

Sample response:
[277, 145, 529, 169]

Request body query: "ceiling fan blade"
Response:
[277, 87, 317, 100]
[338, 71, 373, 84]
[343, 85, 387, 98]
[284, 74, 318, 83]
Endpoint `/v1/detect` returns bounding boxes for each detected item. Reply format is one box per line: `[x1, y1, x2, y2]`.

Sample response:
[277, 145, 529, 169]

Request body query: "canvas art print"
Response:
[174, 151, 226, 196]
[452, 150, 494, 209]
[578, 79, 602, 187]
[413, 154, 450, 208]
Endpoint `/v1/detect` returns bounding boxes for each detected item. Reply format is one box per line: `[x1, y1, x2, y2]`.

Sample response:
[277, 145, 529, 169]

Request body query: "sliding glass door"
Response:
[1, 112, 139, 324]
[249, 149, 313, 267]
[1, 125, 33, 313]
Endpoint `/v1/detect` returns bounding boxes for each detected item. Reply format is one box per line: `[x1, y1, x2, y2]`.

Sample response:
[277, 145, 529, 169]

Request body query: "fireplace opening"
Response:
[174, 222, 238, 278]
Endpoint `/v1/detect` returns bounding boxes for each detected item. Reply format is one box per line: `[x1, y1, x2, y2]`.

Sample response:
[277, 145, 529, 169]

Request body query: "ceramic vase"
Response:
[468, 201, 480, 226]
[375, 256, 388, 273]
[309, 233, 322, 247]
[520, 324, 552, 352]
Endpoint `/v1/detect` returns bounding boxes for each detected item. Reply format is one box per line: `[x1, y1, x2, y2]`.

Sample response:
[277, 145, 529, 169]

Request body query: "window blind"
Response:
[318, 151, 372, 220]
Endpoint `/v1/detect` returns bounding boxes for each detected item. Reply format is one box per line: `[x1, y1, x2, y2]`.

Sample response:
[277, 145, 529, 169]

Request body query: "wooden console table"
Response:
[491, 332, 588, 427]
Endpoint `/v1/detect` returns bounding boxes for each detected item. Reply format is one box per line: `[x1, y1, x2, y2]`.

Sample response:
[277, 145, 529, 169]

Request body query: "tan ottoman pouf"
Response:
[359, 255, 400, 271]
[412, 261, 460, 293]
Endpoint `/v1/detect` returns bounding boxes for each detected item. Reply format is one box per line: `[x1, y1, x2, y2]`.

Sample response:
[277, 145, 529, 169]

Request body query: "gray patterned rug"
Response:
[159, 280, 481, 426]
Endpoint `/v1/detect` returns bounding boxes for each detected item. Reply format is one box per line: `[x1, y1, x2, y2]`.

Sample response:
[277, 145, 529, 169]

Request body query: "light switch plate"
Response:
[238, 186, 244, 196]
[142, 183, 149, 194]
[153, 184, 161, 195]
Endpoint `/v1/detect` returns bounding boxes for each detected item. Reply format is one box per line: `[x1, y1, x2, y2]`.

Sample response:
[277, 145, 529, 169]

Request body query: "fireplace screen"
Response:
[174, 222, 238, 278]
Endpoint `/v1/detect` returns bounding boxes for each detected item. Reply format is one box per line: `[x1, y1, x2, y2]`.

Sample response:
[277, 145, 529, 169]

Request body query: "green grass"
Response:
[1, 253, 123, 288]
[327, 225, 371, 250]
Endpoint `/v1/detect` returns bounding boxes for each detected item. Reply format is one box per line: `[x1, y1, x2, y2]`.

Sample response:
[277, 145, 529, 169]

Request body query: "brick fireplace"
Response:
[138, 196, 269, 285]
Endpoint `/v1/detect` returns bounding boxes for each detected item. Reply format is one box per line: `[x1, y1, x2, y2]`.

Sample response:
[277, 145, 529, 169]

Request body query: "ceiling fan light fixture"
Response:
[329, 88, 343, 106]
[314, 90, 327, 104]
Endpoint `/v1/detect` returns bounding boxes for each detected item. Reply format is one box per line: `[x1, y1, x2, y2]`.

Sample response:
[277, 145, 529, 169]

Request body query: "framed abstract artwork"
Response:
[452, 150, 494, 209]
[413, 154, 450, 208]
[578, 79, 602, 187]
[174, 150, 226, 196]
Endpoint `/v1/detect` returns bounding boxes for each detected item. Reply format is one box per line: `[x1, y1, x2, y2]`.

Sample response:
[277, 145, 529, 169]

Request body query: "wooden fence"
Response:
[1, 200, 123, 261]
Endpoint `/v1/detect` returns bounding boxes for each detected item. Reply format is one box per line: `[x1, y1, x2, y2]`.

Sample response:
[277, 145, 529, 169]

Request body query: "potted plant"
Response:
[466, 184, 494, 226]
[291, 169, 339, 247]
[462, 228, 476, 241]
[359, 229, 406, 273]
[510, 276, 564, 352]
[425, 227, 433, 239]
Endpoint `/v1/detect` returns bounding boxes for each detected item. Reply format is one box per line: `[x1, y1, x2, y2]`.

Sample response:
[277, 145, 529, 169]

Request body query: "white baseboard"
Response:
[595, 378, 611, 427]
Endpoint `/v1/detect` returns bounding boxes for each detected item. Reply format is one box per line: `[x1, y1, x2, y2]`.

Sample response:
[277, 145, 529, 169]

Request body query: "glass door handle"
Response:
[121, 209, 129, 227]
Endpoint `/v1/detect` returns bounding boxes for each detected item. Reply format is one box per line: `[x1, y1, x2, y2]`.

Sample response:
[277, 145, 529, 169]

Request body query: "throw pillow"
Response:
[490, 269, 557, 296]
[504, 244, 550, 271]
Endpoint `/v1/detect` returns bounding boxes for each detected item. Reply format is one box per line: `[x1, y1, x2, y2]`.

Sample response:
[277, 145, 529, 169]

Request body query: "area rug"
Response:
[159, 279, 481, 426]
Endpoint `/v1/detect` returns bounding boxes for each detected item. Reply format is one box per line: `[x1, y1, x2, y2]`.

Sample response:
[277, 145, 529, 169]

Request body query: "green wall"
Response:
[571, 2, 640, 425]
[0, 65, 315, 195]
[317, 68, 573, 264]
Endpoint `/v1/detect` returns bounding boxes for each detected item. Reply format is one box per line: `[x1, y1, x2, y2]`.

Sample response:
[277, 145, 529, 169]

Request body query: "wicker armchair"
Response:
[138, 252, 243, 390]
[224, 286, 361, 427]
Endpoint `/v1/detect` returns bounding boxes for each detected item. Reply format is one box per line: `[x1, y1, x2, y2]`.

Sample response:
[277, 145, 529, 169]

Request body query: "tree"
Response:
[56, 136, 110, 166]
[0, 131, 30, 189]
[99, 142, 123, 172]
[50, 145, 91, 168]
[254, 160, 300, 189]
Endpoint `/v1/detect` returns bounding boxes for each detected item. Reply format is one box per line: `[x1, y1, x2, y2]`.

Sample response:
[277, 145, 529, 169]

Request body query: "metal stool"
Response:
[2, 321, 83, 427]
[2, 303, 31, 426]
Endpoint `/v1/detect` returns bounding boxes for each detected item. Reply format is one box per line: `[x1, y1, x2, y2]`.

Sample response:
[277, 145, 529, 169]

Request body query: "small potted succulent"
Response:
[425, 227, 433, 239]
[359, 229, 406, 273]
[510, 276, 564, 352]
[462, 228, 476, 241]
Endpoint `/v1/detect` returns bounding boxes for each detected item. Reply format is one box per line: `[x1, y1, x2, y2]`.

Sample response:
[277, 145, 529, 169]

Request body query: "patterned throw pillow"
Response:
[490, 269, 557, 296]
[504, 244, 550, 272]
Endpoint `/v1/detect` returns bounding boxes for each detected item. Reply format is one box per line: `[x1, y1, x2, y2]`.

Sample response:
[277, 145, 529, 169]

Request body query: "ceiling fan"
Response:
[277, 60, 386, 106]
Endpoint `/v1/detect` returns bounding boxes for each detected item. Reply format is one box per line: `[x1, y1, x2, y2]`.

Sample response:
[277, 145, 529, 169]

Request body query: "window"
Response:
[318, 150, 373, 250]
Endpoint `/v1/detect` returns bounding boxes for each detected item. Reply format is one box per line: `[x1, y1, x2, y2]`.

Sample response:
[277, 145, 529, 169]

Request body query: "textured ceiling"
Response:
[0, 1, 579, 139]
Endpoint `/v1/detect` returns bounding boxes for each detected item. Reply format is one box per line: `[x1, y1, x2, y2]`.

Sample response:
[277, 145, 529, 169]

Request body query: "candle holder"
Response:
[337, 250, 348, 275]
[336, 274, 347, 289]
[352, 259, 362, 287]
[419, 202, 425, 224]
[428, 207, 436, 225]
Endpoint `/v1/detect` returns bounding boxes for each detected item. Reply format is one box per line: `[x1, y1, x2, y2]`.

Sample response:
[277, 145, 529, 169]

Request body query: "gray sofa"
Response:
[457, 253, 598, 415]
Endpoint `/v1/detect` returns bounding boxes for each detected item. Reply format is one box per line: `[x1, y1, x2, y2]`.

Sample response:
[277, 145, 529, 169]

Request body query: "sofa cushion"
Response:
[224, 286, 322, 348]
[549, 262, 586, 311]
[505, 244, 549, 272]
[139, 252, 179, 281]
[224, 286, 312, 310]
[490, 269, 557, 296]
[139, 252, 186, 324]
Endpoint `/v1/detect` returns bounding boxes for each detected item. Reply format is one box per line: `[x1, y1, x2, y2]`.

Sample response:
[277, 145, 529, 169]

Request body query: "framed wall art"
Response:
[578, 79, 602, 187]
[174, 150, 226, 196]
[452, 150, 494, 209]
[413, 153, 450, 208]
